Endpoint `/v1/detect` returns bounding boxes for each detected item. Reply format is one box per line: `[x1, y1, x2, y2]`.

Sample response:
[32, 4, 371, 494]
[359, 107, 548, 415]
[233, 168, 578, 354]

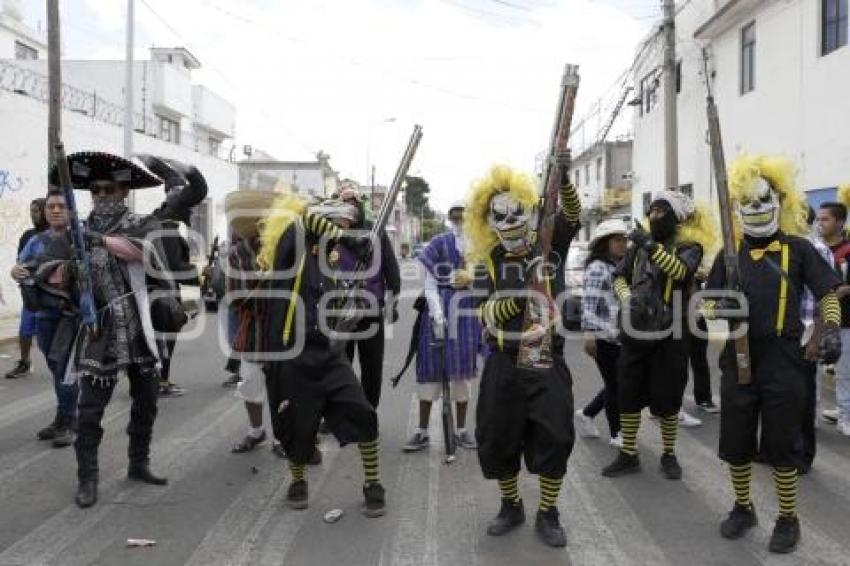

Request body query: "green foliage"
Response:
[421, 218, 445, 242]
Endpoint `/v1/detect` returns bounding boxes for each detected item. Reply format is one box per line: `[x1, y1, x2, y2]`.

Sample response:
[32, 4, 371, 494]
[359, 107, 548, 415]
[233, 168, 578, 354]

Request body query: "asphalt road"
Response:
[1, 266, 849, 565]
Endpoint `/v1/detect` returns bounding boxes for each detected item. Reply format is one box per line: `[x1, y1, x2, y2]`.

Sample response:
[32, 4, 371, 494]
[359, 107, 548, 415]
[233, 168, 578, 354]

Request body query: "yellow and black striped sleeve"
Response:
[649, 245, 688, 281]
[613, 276, 631, 303]
[559, 183, 581, 224]
[302, 212, 343, 239]
[820, 292, 841, 326]
[477, 297, 523, 327]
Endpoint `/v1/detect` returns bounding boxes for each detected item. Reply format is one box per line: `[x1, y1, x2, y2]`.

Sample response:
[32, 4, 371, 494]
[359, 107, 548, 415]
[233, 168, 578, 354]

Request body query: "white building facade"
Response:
[0, 9, 238, 317]
[630, 0, 850, 217]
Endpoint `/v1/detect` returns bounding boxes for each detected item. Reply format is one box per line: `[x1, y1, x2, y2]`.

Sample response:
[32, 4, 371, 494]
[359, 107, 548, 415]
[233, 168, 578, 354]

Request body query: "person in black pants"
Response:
[688, 277, 719, 413]
[576, 218, 629, 447]
[335, 185, 400, 408]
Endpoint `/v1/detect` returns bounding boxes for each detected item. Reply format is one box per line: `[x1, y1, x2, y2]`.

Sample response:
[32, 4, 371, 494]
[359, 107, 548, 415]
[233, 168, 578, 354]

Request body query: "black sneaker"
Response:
[535, 507, 567, 548]
[720, 503, 757, 539]
[221, 373, 239, 388]
[601, 452, 641, 477]
[37, 414, 61, 441]
[769, 516, 800, 554]
[696, 401, 720, 414]
[52, 418, 75, 448]
[5, 360, 31, 379]
[659, 453, 682, 480]
[486, 498, 525, 536]
[159, 382, 185, 397]
[362, 482, 386, 518]
[286, 479, 308, 510]
[402, 432, 429, 453]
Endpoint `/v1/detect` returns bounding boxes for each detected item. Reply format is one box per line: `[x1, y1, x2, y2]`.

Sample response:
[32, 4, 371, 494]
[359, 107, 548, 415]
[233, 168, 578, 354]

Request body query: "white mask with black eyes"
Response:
[488, 192, 535, 254]
[736, 177, 780, 238]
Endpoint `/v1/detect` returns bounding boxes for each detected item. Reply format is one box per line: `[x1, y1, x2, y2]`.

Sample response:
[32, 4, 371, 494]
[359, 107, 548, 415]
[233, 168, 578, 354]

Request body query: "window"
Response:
[209, 137, 221, 156]
[822, 0, 849, 55]
[639, 73, 658, 116]
[574, 169, 580, 187]
[642, 192, 652, 216]
[584, 164, 590, 187]
[741, 21, 756, 94]
[158, 116, 180, 144]
[679, 183, 693, 198]
[675, 60, 682, 94]
[596, 157, 603, 183]
[14, 41, 38, 60]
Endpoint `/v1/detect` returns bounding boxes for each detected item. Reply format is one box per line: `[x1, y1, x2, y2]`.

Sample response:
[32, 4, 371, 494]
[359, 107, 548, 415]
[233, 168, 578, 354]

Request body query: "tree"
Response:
[421, 218, 445, 242]
[405, 176, 431, 216]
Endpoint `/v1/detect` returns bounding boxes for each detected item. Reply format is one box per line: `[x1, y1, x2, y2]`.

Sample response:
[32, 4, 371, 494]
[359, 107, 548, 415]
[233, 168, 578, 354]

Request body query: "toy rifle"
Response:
[516, 64, 580, 370]
[701, 48, 751, 384]
[54, 142, 99, 335]
[332, 125, 423, 340]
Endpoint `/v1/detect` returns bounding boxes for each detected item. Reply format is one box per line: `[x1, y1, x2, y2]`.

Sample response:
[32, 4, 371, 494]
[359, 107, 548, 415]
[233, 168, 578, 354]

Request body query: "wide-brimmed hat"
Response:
[225, 190, 278, 238]
[589, 217, 630, 247]
[49, 151, 162, 190]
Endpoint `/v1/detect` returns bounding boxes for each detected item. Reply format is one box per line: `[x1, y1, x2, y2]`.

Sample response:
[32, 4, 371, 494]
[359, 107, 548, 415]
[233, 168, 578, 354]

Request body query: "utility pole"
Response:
[661, 0, 679, 190]
[124, 0, 135, 210]
[46, 0, 60, 167]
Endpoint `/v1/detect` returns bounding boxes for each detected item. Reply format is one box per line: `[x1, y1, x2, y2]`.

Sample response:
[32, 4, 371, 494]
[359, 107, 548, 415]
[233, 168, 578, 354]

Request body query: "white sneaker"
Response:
[838, 420, 850, 437]
[822, 409, 839, 424]
[609, 433, 623, 448]
[678, 410, 702, 428]
[575, 410, 600, 438]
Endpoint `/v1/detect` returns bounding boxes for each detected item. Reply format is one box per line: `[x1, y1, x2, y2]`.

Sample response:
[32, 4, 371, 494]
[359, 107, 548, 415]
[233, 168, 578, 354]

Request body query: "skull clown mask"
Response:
[488, 191, 536, 254]
[736, 177, 780, 238]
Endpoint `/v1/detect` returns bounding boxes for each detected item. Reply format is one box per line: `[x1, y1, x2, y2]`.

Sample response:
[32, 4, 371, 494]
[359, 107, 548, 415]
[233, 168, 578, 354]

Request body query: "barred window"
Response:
[822, 0, 848, 56]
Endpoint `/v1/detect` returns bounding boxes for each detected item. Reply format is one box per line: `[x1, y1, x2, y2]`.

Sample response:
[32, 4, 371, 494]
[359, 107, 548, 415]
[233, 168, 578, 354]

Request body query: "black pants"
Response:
[159, 338, 177, 383]
[687, 317, 713, 405]
[619, 335, 688, 417]
[345, 317, 385, 409]
[74, 365, 159, 482]
[582, 339, 621, 437]
[800, 361, 817, 467]
[719, 336, 810, 468]
[476, 351, 574, 479]
[265, 345, 378, 465]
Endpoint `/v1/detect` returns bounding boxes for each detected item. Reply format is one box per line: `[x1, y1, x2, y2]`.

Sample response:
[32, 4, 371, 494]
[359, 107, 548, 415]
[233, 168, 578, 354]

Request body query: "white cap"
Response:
[589, 218, 630, 247]
[448, 200, 465, 213]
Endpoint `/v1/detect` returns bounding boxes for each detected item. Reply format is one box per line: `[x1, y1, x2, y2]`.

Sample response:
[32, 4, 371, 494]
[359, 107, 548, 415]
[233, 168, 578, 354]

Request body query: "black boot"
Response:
[486, 498, 525, 536]
[128, 463, 168, 485]
[75, 479, 98, 508]
[769, 516, 800, 554]
[720, 503, 757, 539]
[286, 479, 308, 510]
[362, 482, 386, 518]
[37, 413, 62, 441]
[535, 507, 567, 548]
[52, 416, 75, 448]
[659, 453, 682, 480]
[602, 452, 641, 477]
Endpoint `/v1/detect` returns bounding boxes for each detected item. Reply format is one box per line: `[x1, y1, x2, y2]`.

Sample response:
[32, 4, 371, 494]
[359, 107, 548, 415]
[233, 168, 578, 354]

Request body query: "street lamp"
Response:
[366, 117, 396, 213]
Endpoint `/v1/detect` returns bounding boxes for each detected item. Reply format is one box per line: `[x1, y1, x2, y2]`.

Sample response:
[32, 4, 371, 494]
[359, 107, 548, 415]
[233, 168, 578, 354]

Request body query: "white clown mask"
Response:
[736, 177, 780, 238]
[488, 192, 535, 254]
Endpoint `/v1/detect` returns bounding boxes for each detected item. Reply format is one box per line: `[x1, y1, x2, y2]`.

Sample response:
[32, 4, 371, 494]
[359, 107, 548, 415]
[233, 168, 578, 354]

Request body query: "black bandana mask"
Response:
[649, 209, 678, 241]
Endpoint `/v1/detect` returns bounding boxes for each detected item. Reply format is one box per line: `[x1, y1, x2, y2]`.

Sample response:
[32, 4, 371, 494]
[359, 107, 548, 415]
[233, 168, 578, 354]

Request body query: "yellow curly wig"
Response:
[677, 202, 720, 266]
[837, 183, 850, 210]
[463, 164, 540, 265]
[728, 154, 808, 239]
[256, 190, 307, 271]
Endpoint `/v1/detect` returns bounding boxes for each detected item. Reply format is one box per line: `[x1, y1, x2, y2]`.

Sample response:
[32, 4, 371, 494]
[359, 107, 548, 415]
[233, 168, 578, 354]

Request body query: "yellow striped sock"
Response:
[289, 461, 305, 482]
[539, 475, 563, 512]
[659, 415, 678, 455]
[729, 463, 752, 508]
[619, 412, 641, 456]
[358, 439, 381, 484]
[498, 474, 520, 503]
[773, 466, 798, 518]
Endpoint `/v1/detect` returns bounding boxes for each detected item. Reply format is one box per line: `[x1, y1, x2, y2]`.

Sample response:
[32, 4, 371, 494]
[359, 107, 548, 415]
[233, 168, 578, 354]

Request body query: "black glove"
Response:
[628, 223, 655, 252]
[710, 296, 748, 322]
[138, 154, 208, 222]
[819, 326, 842, 364]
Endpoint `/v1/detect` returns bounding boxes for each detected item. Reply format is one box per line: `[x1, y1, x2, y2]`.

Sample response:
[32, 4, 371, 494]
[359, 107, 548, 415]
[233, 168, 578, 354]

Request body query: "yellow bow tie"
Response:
[749, 240, 782, 261]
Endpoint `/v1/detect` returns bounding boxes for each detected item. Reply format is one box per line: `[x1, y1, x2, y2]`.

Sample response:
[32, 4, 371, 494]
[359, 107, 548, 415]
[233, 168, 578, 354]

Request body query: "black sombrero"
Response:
[49, 151, 163, 190]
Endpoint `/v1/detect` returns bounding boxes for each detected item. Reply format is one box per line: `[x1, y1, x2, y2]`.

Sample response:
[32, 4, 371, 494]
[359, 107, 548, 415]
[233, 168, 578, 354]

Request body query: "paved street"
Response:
[1, 270, 849, 566]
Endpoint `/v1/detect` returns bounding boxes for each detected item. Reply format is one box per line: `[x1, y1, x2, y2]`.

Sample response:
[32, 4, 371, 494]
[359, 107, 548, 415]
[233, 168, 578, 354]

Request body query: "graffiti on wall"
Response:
[0, 168, 25, 199]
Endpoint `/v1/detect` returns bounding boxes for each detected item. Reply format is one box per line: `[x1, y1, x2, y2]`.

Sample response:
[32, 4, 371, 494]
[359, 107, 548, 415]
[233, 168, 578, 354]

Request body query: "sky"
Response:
[20, 0, 657, 210]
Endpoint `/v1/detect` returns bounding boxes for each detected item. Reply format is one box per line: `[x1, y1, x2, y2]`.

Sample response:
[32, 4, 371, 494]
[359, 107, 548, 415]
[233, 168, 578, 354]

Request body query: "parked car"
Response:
[562, 242, 589, 332]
